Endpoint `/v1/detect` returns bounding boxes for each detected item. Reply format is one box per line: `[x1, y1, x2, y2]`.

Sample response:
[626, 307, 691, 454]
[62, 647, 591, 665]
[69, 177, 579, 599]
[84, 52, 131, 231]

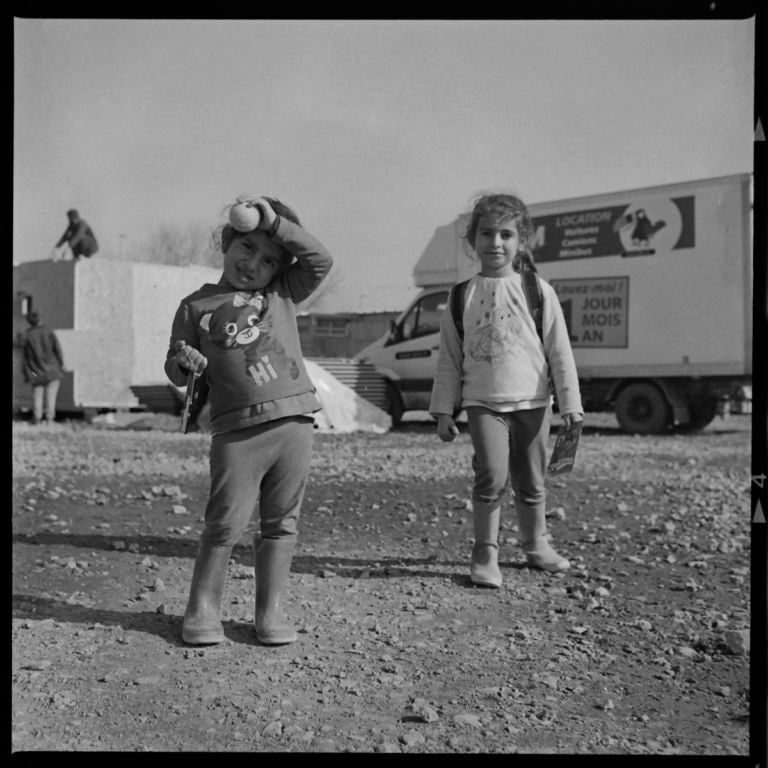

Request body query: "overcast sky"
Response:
[14, 18, 755, 311]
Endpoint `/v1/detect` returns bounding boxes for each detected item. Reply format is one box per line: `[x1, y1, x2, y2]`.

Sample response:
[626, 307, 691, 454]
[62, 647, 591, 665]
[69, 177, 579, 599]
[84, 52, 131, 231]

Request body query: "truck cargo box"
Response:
[413, 174, 752, 379]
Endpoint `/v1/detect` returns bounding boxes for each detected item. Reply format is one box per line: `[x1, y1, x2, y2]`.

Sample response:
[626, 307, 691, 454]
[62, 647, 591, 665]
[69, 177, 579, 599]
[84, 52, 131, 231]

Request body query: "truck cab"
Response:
[355, 286, 449, 425]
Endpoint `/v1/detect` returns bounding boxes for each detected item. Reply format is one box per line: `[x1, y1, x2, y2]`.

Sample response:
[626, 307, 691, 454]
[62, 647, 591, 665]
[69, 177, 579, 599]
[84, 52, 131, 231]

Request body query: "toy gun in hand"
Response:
[175, 341, 202, 434]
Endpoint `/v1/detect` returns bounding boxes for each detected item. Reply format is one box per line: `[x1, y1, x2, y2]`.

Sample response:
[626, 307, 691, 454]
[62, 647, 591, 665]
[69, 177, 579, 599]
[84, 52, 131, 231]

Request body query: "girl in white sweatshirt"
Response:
[429, 192, 583, 586]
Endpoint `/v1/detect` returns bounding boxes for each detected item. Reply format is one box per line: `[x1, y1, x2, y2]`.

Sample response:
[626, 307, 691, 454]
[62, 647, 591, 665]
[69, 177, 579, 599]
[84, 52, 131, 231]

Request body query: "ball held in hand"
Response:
[229, 201, 261, 232]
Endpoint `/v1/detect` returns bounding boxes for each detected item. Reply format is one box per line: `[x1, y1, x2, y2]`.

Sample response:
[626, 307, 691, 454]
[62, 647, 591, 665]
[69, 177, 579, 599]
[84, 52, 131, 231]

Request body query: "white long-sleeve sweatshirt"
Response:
[429, 272, 583, 417]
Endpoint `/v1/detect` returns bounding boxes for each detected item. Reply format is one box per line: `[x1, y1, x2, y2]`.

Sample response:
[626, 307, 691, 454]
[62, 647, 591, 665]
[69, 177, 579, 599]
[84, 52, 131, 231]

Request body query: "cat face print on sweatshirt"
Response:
[200, 293, 267, 349]
[198, 293, 300, 385]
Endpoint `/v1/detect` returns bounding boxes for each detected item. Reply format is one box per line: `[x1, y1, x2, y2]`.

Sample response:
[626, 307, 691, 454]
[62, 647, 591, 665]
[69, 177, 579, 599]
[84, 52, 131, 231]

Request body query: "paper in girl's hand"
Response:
[547, 421, 583, 475]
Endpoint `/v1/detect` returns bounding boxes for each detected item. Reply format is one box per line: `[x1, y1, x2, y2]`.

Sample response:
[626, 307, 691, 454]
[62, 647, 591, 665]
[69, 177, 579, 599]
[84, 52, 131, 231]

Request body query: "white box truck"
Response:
[355, 174, 753, 433]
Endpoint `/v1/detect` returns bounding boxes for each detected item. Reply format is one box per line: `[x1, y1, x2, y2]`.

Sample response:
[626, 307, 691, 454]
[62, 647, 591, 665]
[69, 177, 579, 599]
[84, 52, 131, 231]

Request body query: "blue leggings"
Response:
[201, 416, 315, 547]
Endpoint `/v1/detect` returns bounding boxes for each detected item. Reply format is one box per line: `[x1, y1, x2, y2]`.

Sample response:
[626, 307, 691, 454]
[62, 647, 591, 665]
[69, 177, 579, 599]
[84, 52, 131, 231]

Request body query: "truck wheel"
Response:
[385, 381, 404, 428]
[678, 398, 718, 431]
[614, 383, 671, 434]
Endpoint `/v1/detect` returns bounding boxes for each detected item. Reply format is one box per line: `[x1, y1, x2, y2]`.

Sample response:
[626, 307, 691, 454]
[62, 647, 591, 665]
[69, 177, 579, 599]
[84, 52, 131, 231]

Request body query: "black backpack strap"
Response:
[449, 279, 470, 341]
[521, 268, 544, 345]
[521, 267, 556, 400]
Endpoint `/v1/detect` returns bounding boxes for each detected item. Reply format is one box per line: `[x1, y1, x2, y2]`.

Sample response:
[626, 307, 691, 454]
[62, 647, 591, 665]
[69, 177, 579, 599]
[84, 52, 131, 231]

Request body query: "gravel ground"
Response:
[12, 412, 752, 754]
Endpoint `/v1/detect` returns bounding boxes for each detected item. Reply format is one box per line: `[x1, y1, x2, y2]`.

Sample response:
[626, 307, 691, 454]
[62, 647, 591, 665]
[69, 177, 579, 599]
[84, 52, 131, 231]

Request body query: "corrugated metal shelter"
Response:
[307, 358, 387, 411]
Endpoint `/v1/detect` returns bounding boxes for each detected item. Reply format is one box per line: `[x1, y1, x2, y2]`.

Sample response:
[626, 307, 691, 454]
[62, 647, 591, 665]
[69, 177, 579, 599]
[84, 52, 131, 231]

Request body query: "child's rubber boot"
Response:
[522, 538, 571, 573]
[254, 537, 297, 645]
[518, 506, 570, 573]
[182, 543, 231, 644]
[470, 500, 502, 588]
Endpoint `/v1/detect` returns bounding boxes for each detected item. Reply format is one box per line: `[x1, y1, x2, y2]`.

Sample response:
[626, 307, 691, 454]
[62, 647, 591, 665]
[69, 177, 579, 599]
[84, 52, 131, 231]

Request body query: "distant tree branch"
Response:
[126, 223, 218, 268]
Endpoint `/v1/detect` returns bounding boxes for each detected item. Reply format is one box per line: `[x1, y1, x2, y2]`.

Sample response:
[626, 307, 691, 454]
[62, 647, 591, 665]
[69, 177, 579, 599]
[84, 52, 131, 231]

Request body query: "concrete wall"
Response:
[14, 260, 405, 411]
[130, 262, 222, 386]
[71, 259, 137, 407]
[13, 259, 220, 412]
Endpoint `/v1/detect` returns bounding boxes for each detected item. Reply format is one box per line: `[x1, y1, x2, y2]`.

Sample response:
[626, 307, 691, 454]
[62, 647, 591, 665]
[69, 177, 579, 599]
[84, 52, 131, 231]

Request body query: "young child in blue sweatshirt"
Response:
[166, 195, 332, 645]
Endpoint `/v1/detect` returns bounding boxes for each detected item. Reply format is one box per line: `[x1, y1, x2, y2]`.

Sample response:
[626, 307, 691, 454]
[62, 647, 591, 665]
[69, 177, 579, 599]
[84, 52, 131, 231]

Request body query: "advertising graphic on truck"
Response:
[356, 174, 752, 434]
[551, 277, 629, 348]
[530, 194, 694, 262]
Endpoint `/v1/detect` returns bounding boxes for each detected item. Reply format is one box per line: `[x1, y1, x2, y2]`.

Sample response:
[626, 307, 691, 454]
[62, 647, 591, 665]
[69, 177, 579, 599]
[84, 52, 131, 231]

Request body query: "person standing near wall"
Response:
[22, 311, 65, 425]
[53, 209, 99, 261]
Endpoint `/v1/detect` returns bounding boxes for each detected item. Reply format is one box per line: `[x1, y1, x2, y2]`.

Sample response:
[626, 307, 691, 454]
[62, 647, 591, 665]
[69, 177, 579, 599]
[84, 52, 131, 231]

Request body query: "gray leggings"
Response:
[466, 405, 550, 518]
[32, 379, 60, 422]
[201, 416, 315, 547]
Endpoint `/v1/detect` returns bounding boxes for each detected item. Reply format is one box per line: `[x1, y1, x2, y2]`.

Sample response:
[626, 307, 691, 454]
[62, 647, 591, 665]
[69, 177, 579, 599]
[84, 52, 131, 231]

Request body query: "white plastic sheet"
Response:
[304, 359, 391, 433]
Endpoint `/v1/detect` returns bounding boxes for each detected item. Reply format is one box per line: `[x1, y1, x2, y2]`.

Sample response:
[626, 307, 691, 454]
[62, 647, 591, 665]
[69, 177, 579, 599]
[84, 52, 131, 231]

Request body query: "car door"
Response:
[385, 288, 449, 408]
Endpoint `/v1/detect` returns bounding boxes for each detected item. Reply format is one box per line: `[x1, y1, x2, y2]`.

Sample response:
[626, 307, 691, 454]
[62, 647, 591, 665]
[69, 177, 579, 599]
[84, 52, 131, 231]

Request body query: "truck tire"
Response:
[678, 398, 718, 431]
[614, 383, 671, 434]
[385, 381, 405, 428]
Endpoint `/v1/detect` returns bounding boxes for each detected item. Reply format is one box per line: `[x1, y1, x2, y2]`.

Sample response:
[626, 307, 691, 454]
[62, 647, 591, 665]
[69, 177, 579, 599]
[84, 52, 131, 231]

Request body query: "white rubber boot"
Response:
[518, 506, 570, 573]
[470, 500, 502, 588]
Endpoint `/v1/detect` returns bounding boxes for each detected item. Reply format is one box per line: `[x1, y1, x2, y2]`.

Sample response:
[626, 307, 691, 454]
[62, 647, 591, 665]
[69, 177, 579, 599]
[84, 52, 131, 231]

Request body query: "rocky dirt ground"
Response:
[12, 411, 753, 755]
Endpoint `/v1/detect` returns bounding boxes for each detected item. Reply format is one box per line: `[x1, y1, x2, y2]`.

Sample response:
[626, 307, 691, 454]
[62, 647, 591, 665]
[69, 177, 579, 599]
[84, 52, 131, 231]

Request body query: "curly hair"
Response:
[464, 193, 537, 273]
[212, 196, 302, 255]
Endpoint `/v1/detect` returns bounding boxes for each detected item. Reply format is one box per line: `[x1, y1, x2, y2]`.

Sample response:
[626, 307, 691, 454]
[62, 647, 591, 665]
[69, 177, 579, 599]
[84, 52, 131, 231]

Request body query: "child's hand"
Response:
[174, 341, 207, 374]
[255, 197, 277, 231]
[561, 412, 584, 429]
[436, 414, 460, 442]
